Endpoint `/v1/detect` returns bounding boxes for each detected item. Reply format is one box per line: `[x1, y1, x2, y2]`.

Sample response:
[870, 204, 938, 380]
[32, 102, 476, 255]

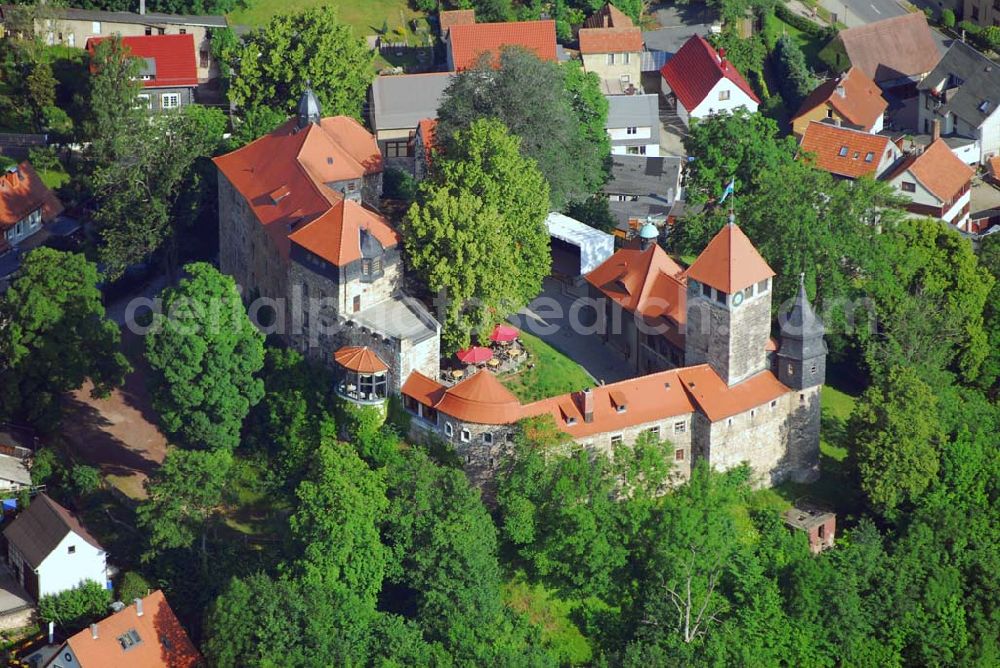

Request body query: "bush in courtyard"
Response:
[38, 581, 112, 634]
[942, 9, 955, 28]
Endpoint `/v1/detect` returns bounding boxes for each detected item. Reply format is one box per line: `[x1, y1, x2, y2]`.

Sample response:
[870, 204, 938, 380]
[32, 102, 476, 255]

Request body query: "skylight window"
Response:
[864, 152, 875, 162]
[118, 629, 142, 651]
[838, 146, 848, 157]
[979, 100, 992, 113]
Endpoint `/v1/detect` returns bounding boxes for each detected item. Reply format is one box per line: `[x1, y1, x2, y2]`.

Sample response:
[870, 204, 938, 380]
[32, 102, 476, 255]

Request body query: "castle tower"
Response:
[297, 85, 322, 129]
[683, 220, 775, 386]
[777, 275, 826, 390]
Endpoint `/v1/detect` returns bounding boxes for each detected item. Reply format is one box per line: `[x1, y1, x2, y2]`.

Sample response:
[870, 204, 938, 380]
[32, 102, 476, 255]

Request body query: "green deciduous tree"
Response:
[405, 119, 550, 351]
[850, 365, 943, 514]
[227, 7, 372, 119]
[0, 249, 129, 429]
[137, 448, 232, 561]
[145, 263, 265, 451]
[288, 442, 387, 605]
[38, 581, 113, 634]
[437, 47, 609, 208]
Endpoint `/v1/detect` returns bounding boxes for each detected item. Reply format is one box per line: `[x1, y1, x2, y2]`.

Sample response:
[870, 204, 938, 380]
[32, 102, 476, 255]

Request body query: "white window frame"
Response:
[91, 21, 101, 34]
[606, 53, 616, 65]
[160, 93, 180, 110]
[135, 93, 152, 110]
[482, 432, 493, 445]
[444, 422, 453, 437]
[673, 420, 686, 434]
[719, 89, 730, 101]
[460, 429, 471, 443]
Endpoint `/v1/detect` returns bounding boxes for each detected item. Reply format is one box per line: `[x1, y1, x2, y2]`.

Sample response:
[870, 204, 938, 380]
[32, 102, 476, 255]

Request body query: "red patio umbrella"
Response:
[489, 324, 520, 343]
[456, 346, 493, 364]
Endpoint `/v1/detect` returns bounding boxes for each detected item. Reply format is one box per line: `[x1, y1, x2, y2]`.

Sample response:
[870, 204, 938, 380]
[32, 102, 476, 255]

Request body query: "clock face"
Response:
[732, 291, 744, 307]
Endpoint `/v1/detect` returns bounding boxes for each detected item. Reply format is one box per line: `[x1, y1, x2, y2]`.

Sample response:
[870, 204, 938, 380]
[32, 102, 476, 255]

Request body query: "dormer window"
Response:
[610, 391, 627, 414]
[566, 416, 577, 426]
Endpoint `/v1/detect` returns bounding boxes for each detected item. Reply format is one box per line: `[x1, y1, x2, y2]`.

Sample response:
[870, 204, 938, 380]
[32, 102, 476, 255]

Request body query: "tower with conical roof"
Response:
[683, 219, 775, 386]
[777, 275, 826, 391]
[297, 84, 322, 129]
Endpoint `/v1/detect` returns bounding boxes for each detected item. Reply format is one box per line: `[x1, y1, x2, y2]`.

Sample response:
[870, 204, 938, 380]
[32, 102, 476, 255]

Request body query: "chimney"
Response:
[139, 0, 145, 15]
[90, 624, 99, 640]
[48, 621, 54, 645]
[931, 119, 941, 142]
[134, 597, 143, 617]
[582, 388, 594, 423]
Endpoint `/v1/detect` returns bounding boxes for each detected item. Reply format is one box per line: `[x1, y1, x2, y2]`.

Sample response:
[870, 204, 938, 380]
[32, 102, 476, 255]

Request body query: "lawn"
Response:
[229, 0, 423, 36]
[38, 167, 70, 190]
[763, 12, 827, 72]
[500, 331, 595, 403]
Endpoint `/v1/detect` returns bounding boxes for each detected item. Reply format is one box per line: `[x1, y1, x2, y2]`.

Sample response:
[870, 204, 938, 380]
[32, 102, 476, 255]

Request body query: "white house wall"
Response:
[943, 190, 971, 226]
[37, 532, 107, 598]
[688, 79, 758, 121]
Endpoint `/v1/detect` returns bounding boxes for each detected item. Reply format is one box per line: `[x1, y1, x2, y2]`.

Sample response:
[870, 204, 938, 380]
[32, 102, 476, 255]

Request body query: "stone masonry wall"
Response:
[724, 291, 772, 385]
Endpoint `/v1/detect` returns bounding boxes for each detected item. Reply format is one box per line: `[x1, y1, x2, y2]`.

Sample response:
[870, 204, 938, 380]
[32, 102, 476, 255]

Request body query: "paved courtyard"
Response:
[510, 279, 636, 386]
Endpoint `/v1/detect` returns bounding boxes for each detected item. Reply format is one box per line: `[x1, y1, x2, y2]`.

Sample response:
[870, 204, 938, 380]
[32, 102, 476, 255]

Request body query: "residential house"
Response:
[0, 161, 63, 254]
[917, 40, 1000, 164]
[367, 72, 454, 171]
[606, 94, 660, 157]
[3, 494, 108, 600]
[604, 155, 683, 234]
[819, 13, 941, 96]
[402, 223, 825, 490]
[660, 35, 760, 127]
[213, 89, 440, 396]
[578, 5, 643, 95]
[446, 19, 557, 71]
[86, 34, 198, 112]
[437, 8, 475, 39]
[798, 121, 903, 180]
[882, 137, 975, 228]
[0, 5, 224, 84]
[792, 67, 888, 138]
[962, 0, 1000, 29]
[39, 591, 201, 668]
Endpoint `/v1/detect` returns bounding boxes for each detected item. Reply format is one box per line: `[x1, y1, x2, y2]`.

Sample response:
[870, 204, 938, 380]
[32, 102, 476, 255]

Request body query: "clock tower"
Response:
[683, 220, 775, 386]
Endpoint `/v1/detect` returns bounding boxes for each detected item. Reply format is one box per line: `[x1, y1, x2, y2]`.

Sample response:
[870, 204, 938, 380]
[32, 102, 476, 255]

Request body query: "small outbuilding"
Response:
[544, 212, 615, 278]
[783, 505, 836, 555]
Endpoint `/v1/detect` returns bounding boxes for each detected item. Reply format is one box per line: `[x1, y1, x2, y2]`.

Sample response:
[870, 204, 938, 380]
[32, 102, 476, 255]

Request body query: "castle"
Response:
[214, 91, 824, 489]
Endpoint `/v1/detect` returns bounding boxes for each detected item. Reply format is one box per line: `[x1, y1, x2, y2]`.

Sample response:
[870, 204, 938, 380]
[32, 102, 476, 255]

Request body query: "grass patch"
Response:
[500, 331, 594, 403]
[763, 13, 826, 71]
[229, 0, 423, 36]
[38, 167, 70, 190]
[503, 577, 592, 665]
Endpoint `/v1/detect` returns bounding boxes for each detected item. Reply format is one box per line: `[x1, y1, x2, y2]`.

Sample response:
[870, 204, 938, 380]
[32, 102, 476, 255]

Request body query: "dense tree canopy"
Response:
[436, 47, 609, 208]
[227, 8, 372, 119]
[144, 263, 265, 451]
[405, 119, 551, 351]
[0, 249, 129, 429]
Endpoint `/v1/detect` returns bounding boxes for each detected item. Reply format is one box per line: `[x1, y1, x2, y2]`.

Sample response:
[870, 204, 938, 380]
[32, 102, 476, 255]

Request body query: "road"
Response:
[817, 0, 907, 27]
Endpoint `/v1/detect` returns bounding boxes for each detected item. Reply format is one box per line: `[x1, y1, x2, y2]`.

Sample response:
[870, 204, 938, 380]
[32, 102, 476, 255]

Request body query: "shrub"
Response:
[69, 464, 101, 496]
[383, 167, 418, 202]
[38, 581, 112, 634]
[774, 34, 818, 109]
[29, 447, 60, 485]
[942, 9, 955, 28]
[774, 3, 837, 39]
[116, 571, 152, 603]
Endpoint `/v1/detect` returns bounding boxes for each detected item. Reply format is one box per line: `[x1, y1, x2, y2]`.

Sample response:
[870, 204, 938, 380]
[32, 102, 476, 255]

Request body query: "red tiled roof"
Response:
[62, 591, 202, 668]
[578, 27, 643, 54]
[213, 117, 384, 266]
[448, 20, 557, 70]
[586, 243, 687, 328]
[0, 161, 63, 243]
[334, 346, 388, 374]
[86, 34, 197, 88]
[660, 35, 760, 112]
[401, 371, 447, 406]
[793, 67, 888, 131]
[989, 155, 1000, 181]
[416, 118, 437, 164]
[584, 3, 634, 28]
[798, 121, 894, 178]
[440, 8, 476, 37]
[288, 197, 399, 267]
[676, 366, 790, 422]
[434, 370, 523, 424]
[685, 223, 774, 295]
[884, 138, 974, 202]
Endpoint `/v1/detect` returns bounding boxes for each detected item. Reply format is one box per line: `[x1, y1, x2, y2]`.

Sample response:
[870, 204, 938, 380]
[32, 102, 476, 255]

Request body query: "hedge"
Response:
[774, 3, 837, 40]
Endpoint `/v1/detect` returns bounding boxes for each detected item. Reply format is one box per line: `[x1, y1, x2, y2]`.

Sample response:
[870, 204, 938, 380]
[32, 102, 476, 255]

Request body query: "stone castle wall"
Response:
[725, 291, 772, 384]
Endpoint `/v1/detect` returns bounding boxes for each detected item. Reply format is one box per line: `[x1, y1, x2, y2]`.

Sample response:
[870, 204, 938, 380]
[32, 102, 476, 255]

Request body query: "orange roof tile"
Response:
[0, 161, 63, 235]
[677, 366, 790, 421]
[440, 8, 476, 37]
[434, 370, 523, 424]
[793, 67, 888, 131]
[401, 371, 447, 406]
[584, 3, 634, 28]
[989, 155, 1000, 181]
[578, 27, 643, 54]
[417, 118, 437, 164]
[798, 121, 894, 178]
[63, 591, 201, 668]
[685, 223, 774, 294]
[585, 243, 687, 324]
[886, 138, 974, 202]
[448, 20, 557, 70]
[334, 346, 388, 374]
[288, 197, 399, 267]
[213, 117, 383, 265]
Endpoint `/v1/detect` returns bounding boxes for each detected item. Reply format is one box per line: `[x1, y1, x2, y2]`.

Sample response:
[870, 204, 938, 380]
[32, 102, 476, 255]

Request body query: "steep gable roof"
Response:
[884, 138, 974, 202]
[676, 366, 790, 422]
[578, 27, 643, 54]
[86, 34, 197, 88]
[0, 161, 63, 235]
[3, 494, 103, 568]
[584, 2, 634, 28]
[213, 116, 383, 266]
[685, 222, 774, 294]
[61, 591, 201, 668]
[660, 35, 760, 111]
[798, 121, 895, 178]
[917, 40, 1000, 128]
[793, 67, 888, 131]
[586, 243, 687, 325]
[288, 197, 399, 267]
[834, 13, 940, 83]
[369, 72, 454, 132]
[448, 20, 558, 70]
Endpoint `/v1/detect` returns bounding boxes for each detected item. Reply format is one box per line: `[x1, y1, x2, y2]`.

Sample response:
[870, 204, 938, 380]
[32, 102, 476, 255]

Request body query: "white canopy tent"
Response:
[544, 212, 615, 276]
